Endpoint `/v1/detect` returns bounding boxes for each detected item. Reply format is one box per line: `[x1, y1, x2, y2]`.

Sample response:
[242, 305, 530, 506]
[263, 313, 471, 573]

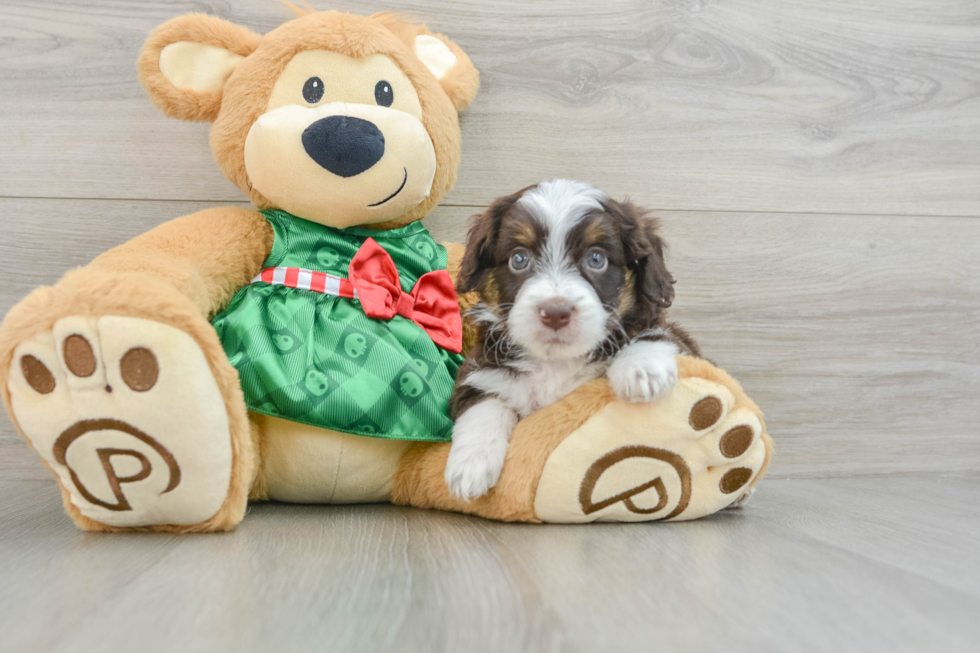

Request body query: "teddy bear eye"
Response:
[303, 77, 324, 104]
[374, 80, 394, 107]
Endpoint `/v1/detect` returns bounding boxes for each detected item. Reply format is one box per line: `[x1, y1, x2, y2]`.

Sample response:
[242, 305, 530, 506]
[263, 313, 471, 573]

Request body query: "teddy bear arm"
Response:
[90, 206, 274, 317]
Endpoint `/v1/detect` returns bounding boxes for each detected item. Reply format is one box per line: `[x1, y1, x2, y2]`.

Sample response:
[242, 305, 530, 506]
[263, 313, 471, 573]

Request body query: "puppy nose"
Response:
[539, 299, 574, 331]
[302, 115, 385, 177]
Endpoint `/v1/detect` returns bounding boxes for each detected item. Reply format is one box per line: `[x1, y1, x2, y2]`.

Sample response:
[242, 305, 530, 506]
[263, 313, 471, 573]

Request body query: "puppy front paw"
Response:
[445, 442, 507, 501]
[608, 340, 679, 403]
[444, 398, 517, 501]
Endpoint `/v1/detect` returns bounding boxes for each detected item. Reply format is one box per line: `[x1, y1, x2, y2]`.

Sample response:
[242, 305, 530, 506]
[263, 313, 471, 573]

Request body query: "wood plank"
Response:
[656, 210, 980, 479]
[761, 474, 980, 598]
[2, 198, 978, 481]
[0, 479, 188, 652]
[0, 475, 978, 653]
[1, 1, 979, 215]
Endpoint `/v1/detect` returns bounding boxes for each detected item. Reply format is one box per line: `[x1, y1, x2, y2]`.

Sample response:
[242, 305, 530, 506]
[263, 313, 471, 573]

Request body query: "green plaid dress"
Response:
[211, 210, 464, 442]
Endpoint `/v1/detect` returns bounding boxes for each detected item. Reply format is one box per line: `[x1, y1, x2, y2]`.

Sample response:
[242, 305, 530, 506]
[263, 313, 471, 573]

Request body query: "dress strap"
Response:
[251, 267, 359, 299]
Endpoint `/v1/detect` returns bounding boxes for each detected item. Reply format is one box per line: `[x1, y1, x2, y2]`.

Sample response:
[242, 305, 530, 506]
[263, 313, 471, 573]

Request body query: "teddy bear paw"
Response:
[534, 369, 768, 523]
[7, 316, 233, 528]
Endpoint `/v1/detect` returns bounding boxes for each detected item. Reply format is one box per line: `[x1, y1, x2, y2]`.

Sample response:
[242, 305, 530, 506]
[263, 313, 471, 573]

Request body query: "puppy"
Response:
[445, 179, 700, 500]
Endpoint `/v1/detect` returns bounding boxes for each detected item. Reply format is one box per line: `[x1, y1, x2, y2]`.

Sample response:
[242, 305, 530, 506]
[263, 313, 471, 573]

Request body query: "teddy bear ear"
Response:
[137, 14, 262, 122]
[413, 32, 480, 112]
[371, 15, 480, 111]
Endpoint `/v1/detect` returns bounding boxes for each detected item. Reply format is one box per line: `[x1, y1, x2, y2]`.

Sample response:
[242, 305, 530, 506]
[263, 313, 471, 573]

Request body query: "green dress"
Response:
[211, 210, 464, 442]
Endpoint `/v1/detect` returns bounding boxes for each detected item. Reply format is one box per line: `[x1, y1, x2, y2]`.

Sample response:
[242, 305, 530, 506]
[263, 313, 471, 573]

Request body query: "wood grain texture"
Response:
[1, 2, 978, 650]
[1, 475, 978, 653]
[1, 0, 979, 215]
[2, 198, 978, 482]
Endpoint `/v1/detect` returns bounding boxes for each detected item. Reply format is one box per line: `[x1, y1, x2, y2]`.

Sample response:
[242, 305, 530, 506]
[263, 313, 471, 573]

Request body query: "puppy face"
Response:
[458, 180, 675, 360]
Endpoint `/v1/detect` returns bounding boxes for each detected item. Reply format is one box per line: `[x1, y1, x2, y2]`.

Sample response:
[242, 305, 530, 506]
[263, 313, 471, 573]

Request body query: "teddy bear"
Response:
[0, 7, 772, 532]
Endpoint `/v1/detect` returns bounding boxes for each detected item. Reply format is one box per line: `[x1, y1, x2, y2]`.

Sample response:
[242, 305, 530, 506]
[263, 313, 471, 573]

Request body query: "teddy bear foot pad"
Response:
[535, 373, 767, 523]
[8, 316, 233, 528]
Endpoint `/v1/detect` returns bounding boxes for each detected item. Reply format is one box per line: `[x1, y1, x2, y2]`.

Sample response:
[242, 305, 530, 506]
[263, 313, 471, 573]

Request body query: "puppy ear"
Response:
[456, 191, 524, 293]
[608, 200, 676, 310]
[137, 14, 261, 122]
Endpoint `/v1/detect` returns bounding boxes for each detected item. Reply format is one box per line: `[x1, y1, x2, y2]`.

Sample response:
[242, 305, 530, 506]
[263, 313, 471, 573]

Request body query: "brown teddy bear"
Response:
[0, 8, 772, 532]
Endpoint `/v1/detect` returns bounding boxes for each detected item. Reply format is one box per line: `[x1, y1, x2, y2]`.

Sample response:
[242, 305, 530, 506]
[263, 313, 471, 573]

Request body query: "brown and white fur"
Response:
[446, 179, 699, 500]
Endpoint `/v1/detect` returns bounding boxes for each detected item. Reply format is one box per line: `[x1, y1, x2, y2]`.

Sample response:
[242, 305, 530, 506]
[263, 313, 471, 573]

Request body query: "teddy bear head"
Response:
[138, 8, 479, 230]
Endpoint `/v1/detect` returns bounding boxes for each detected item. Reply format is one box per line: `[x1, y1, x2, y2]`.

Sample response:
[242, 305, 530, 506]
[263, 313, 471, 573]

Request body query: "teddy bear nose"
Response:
[302, 115, 385, 178]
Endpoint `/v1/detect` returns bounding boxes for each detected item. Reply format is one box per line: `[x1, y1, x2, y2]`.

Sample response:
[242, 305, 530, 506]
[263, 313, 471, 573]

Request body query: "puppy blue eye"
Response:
[303, 77, 324, 104]
[510, 249, 531, 271]
[375, 81, 394, 107]
[586, 250, 607, 270]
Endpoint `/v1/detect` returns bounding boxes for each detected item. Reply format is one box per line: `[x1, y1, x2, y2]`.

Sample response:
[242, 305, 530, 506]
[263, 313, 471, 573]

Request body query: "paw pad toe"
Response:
[120, 347, 159, 392]
[21, 355, 56, 394]
[719, 467, 753, 494]
[63, 334, 97, 378]
[719, 425, 755, 458]
[689, 395, 723, 431]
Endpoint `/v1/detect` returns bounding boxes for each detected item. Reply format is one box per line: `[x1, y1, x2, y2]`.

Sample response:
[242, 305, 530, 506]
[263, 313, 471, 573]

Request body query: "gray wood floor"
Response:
[1, 1, 979, 651]
[2, 475, 979, 653]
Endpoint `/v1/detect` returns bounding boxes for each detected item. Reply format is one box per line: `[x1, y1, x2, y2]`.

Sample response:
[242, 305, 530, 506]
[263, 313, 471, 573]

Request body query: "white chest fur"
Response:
[463, 357, 604, 419]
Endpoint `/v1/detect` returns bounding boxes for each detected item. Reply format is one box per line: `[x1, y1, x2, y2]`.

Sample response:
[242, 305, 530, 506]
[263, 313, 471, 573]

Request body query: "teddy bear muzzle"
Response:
[244, 102, 437, 229]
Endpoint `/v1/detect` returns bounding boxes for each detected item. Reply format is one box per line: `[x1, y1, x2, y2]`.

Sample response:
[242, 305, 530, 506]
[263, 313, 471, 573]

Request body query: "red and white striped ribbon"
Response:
[251, 267, 359, 299]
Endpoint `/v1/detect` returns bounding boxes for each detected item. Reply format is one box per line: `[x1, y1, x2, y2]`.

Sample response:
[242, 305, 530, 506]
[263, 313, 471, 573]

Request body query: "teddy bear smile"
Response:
[368, 167, 408, 207]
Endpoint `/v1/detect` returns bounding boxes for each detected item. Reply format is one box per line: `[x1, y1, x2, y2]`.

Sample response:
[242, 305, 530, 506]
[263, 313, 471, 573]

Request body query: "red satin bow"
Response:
[348, 238, 463, 354]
